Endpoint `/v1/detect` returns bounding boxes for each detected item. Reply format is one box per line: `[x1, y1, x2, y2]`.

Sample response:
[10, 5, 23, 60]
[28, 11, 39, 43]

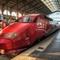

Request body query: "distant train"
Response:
[0, 14, 52, 55]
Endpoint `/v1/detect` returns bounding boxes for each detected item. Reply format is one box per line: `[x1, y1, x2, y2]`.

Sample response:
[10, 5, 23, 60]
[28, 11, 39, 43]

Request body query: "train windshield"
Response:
[23, 16, 31, 22]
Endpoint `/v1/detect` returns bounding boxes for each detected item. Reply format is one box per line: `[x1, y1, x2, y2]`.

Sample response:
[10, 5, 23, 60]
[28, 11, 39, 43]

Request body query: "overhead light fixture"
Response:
[11, 12, 17, 16]
[3, 10, 10, 15]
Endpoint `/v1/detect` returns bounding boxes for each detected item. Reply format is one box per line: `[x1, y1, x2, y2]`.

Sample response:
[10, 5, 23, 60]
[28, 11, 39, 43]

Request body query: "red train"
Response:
[0, 14, 52, 55]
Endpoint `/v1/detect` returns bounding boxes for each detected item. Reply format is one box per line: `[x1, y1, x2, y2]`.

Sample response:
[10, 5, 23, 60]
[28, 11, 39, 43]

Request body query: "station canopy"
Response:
[41, 0, 60, 12]
[0, 0, 52, 15]
[0, 0, 60, 15]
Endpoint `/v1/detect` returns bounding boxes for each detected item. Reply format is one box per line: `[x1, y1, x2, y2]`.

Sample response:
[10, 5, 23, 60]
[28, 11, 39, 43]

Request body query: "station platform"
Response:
[11, 29, 60, 60]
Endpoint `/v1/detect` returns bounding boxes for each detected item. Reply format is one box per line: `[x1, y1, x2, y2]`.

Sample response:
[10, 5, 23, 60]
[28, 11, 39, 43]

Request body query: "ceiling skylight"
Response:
[41, 0, 60, 12]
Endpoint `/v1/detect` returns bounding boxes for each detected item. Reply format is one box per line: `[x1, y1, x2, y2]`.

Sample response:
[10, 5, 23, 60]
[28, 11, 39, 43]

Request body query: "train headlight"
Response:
[0, 49, 5, 54]
[4, 32, 17, 39]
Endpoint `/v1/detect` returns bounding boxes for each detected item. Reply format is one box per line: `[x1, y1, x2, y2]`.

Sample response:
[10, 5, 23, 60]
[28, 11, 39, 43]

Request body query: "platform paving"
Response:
[30, 30, 60, 60]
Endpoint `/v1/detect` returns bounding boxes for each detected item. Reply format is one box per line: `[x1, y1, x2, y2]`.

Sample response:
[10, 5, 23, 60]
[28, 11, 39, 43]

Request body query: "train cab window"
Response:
[23, 16, 32, 22]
